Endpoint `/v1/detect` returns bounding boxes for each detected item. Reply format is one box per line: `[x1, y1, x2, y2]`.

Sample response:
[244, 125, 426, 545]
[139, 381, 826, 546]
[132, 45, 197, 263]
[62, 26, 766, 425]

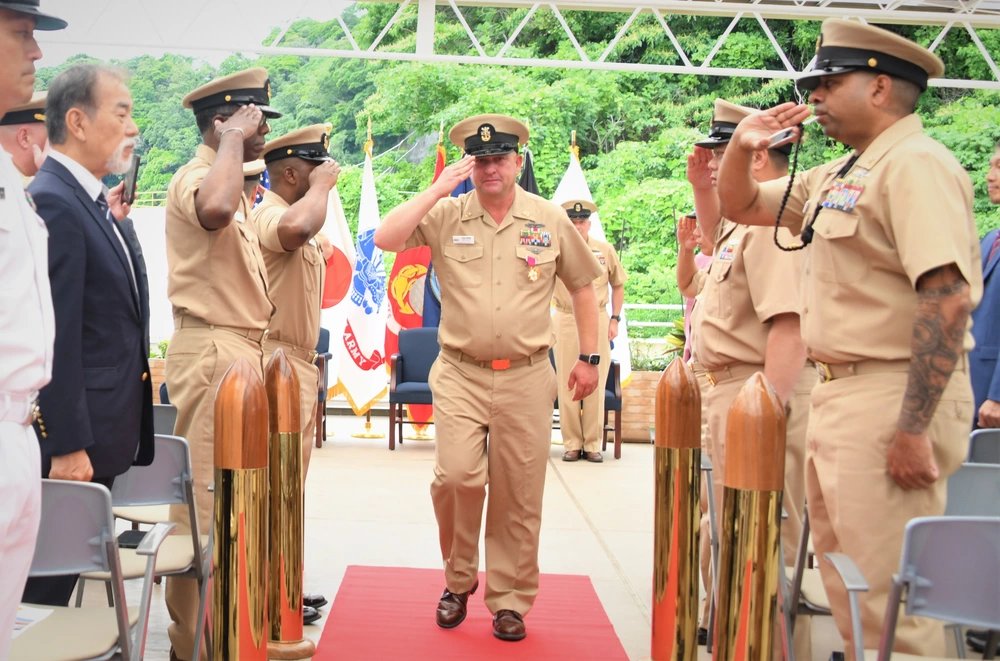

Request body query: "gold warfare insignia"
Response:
[265, 79, 272, 100]
[815, 34, 822, 53]
[480, 125, 492, 142]
[322, 133, 330, 150]
[574, 202, 583, 213]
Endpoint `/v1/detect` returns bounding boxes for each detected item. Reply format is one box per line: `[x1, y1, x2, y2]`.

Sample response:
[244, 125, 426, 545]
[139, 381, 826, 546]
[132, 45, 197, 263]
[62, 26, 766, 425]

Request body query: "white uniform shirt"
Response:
[0, 150, 54, 396]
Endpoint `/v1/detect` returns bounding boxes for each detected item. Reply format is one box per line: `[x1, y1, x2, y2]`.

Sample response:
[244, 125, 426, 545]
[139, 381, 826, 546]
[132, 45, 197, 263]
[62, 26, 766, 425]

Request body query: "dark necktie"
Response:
[95, 191, 110, 219]
[989, 232, 1000, 264]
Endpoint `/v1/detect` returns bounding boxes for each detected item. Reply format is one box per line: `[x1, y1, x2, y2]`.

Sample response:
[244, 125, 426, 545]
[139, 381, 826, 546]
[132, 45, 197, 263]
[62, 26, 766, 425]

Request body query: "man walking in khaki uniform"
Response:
[677, 98, 815, 642]
[375, 114, 602, 642]
[164, 67, 279, 661]
[552, 199, 626, 463]
[717, 20, 980, 657]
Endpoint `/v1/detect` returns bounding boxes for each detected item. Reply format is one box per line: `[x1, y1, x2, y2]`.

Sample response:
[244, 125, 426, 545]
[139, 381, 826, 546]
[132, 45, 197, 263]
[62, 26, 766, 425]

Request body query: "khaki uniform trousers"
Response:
[554, 309, 611, 452]
[700, 364, 814, 625]
[690, 363, 714, 626]
[428, 350, 557, 616]
[805, 368, 971, 658]
[263, 339, 319, 475]
[164, 327, 265, 661]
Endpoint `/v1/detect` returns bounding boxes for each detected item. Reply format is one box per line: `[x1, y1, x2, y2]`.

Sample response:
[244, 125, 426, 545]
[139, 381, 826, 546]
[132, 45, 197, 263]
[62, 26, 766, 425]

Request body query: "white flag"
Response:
[319, 186, 356, 392]
[334, 151, 389, 414]
[552, 151, 632, 385]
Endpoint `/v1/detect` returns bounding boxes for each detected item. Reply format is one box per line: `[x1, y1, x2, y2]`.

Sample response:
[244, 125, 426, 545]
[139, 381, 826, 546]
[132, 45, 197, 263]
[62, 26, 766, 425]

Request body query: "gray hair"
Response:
[46, 63, 128, 145]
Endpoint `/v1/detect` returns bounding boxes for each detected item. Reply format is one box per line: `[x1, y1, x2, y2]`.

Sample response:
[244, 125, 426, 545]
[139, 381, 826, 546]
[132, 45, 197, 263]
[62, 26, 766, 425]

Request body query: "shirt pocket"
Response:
[515, 246, 557, 287]
[303, 244, 321, 294]
[442, 244, 485, 288]
[811, 210, 868, 284]
[703, 258, 735, 319]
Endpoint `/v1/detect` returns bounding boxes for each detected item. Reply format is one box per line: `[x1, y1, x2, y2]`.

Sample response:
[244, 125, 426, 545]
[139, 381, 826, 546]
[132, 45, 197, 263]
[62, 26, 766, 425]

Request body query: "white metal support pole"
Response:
[416, 0, 436, 56]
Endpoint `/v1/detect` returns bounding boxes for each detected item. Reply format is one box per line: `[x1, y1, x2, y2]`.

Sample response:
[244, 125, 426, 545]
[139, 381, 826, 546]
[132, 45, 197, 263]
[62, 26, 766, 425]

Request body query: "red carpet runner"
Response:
[314, 565, 630, 660]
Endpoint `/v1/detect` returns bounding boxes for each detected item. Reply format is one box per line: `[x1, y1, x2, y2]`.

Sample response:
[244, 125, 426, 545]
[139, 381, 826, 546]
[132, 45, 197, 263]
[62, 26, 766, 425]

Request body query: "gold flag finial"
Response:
[570, 129, 580, 161]
[438, 120, 444, 145]
[364, 116, 374, 158]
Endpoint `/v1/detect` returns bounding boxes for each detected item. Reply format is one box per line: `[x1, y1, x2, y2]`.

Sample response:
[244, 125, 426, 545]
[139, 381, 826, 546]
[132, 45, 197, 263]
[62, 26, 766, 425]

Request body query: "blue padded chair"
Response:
[314, 328, 333, 448]
[601, 360, 623, 459]
[388, 327, 440, 450]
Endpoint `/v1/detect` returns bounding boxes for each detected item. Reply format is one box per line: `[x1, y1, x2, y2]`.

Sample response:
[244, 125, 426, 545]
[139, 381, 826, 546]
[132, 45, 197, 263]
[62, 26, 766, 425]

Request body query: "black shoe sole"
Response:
[304, 597, 328, 609]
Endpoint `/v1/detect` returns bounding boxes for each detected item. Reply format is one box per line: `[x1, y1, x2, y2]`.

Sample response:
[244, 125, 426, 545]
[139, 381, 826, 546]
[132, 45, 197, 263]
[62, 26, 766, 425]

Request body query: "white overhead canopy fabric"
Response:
[37, 0, 1000, 88]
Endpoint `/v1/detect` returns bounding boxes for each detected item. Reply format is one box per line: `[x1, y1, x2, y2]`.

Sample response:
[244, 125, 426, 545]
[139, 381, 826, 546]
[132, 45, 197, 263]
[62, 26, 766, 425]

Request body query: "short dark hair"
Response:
[768, 148, 790, 172]
[46, 63, 126, 145]
[195, 103, 241, 135]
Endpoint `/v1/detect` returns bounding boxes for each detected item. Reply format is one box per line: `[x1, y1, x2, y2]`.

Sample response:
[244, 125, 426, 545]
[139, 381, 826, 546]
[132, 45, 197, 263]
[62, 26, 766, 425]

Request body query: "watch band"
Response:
[610, 314, 621, 321]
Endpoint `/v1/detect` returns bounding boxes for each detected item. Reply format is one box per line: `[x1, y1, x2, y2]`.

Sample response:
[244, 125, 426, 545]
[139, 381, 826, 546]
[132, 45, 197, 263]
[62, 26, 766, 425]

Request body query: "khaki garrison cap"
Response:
[562, 199, 598, 220]
[797, 18, 945, 92]
[182, 67, 282, 118]
[695, 98, 793, 156]
[448, 114, 528, 157]
[242, 159, 265, 179]
[0, 0, 67, 30]
[262, 124, 333, 164]
[1, 91, 46, 126]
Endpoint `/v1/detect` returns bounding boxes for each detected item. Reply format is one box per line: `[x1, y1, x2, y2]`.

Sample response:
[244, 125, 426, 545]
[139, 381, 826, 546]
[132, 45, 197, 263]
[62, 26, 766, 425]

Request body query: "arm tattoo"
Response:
[898, 264, 971, 435]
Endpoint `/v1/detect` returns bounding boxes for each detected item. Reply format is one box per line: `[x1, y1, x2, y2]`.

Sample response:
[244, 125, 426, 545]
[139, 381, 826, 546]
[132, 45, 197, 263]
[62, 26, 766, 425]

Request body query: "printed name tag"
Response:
[452, 235, 475, 245]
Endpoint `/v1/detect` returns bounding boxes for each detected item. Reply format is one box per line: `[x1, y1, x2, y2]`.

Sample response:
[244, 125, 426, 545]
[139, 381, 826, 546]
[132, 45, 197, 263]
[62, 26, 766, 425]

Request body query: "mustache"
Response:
[106, 137, 139, 174]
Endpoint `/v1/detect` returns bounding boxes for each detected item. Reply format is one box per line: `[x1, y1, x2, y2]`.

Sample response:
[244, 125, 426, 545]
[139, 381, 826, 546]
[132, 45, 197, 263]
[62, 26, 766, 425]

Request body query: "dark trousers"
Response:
[21, 474, 115, 606]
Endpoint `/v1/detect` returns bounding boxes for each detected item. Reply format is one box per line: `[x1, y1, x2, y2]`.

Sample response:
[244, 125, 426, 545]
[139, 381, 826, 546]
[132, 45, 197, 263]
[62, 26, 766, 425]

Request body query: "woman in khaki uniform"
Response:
[552, 199, 627, 462]
[375, 114, 602, 642]
[717, 20, 981, 658]
[163, 68, 279, 661]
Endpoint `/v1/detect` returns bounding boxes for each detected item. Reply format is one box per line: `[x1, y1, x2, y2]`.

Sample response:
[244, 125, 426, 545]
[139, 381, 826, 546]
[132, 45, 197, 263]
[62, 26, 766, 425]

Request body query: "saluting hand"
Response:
[214, 104, 263, 141]
[676, 215, 701, 252]
[567, 362, 598, 401]
[431, 155, 475, 198]
[686, 147, 714, 191]
[886, 430, 939, 490]
[731, 102, 812, 153]
[49, 449, 95, 483]
[310, 160, 341, 191]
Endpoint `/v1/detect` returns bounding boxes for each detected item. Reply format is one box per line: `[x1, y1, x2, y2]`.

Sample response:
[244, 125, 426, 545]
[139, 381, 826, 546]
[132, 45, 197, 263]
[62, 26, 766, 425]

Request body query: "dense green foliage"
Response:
[36, 7, 1000, 322]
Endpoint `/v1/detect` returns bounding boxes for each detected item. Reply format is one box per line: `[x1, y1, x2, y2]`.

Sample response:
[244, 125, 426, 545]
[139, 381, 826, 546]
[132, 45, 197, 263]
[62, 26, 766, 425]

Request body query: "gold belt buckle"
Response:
[491, 359, 511, 370]
[816, 361, 834, 383]
[706, 371, 718, 387]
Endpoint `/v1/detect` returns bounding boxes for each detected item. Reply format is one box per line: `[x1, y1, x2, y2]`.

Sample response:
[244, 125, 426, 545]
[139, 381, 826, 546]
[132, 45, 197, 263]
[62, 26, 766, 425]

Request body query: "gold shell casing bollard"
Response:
[213, 358, 270, 661]
[651, 358, 702, 661]
[713, 372, 786, 661]
[265, 349, 315, 659]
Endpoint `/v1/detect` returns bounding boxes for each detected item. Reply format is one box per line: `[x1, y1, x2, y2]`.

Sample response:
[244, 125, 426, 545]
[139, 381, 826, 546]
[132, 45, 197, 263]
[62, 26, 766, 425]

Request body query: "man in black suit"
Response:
[22, 62, 154, 606]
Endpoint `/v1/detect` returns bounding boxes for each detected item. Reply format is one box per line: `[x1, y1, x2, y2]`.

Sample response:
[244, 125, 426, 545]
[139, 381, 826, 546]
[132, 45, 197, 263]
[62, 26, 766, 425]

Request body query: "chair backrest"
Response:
[30, 480, 118, 576]
[111, 434, 192, 508]
[397, 327, 440, 382]
[159, 380, 170, 405]
[945, 462, 1000, 516]
[316, 327, 330, 354]
[897, 516, 1000, 630]
[969, 428, 1000, 463]
[154, 403, 178, 435]
[605, 360, 622, 410]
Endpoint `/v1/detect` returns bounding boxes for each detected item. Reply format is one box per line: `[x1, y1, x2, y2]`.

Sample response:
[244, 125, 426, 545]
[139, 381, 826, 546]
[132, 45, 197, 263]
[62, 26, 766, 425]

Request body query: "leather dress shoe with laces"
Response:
[436, 579, 478, 629]
[303, 605, 322, 625]
[492, 609, 526, 641]
[562, 450, 581, 462]
[584, 451, 603, 463]
[303, 593, 328, 609]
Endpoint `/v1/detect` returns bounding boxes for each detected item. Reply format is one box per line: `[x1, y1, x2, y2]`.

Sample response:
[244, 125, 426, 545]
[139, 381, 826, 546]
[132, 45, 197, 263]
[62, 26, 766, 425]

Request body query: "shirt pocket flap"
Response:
[813, 210, 860, 241]
[443, 244, 485, 263]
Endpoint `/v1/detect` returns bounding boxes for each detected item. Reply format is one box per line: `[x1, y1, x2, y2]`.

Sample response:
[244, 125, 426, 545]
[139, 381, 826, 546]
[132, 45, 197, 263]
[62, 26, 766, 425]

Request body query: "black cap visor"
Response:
[795, 65, 857, 92]
[1, 2, 67, 30]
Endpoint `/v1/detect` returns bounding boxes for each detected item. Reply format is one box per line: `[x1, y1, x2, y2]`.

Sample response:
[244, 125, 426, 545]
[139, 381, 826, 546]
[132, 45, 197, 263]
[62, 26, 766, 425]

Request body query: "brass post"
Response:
[213, 359, 270, 661]
[351, 410, 384, 438]
[651, 358, 702, 661]
[265, 349, 315, 659]
[713, 372, 787, 661]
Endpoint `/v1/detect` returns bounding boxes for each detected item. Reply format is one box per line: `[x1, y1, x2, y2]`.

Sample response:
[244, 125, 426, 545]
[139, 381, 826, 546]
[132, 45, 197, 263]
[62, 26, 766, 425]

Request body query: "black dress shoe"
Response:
[697, 627, 708, 646]
[493, 609, 526, 641]
[436, 579, 478, 629]
[303, 593, 328, 609]
[303, 605, 322, 625]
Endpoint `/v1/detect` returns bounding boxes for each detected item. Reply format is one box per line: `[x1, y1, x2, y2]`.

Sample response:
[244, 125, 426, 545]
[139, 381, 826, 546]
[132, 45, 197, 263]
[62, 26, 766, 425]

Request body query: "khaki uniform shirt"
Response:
[251, 189, 325, 350]
[552, 236, 627, 313]
[758, 114, 982, 363]
[691, 221, 804, 369]
[404, 186, 601, 360]
[165, 144, 273, 328]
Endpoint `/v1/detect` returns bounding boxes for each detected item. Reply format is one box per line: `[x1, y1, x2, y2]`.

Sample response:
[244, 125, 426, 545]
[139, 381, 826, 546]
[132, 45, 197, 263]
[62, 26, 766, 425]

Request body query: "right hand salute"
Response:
[214, 103, 263, 140]
[676, 215, 701, 252]
[310, 159, 341, 191]
[432, 154, 475, 197]
[732, 102, 812, 152]
[686, 147, 714, 190]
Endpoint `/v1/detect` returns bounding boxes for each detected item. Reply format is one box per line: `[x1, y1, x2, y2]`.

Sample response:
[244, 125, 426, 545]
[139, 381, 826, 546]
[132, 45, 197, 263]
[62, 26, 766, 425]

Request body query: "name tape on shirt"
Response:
[452, 235, 475, 245]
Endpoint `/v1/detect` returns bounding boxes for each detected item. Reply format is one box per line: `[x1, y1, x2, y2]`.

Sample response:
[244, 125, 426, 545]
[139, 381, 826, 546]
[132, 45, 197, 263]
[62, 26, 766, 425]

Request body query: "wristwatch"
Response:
[578, 353, 600, 365]
[610, 314, 621, 321]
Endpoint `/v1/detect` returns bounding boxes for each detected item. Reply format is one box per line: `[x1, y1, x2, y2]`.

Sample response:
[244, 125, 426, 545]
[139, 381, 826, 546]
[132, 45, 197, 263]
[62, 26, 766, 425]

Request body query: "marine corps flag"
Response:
[334, 127, 389, 415]
[552, 142, 633, 386]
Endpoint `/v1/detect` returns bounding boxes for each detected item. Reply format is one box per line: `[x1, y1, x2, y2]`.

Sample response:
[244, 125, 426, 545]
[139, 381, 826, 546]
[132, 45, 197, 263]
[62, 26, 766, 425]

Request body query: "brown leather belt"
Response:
[266, 337, 318, 364]
[703, 363, 763, 387]
[441, 347, 549, 371]
[813, 359, 911, 384]
[175, 315, 269, 343]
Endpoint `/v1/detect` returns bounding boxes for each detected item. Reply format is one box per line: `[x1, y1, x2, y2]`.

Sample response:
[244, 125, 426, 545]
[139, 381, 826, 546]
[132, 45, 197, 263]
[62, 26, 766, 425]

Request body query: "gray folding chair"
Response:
[969, 428, 1000, 464]
[10, 480, 172, 661]
[826, 516, 1000, 661]
[946, 462, 1000, 517]
[76, 434, 209, 660]
[115, 404, 178, 527]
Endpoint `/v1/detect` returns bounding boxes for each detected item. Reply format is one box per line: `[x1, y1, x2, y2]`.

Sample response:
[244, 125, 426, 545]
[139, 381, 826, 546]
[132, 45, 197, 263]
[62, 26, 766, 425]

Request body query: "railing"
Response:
[132, 190, 168, 207]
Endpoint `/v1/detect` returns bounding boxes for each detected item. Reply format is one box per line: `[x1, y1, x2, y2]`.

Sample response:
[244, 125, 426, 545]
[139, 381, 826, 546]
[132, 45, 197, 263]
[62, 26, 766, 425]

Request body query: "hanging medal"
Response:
[526, 254, 539, 282]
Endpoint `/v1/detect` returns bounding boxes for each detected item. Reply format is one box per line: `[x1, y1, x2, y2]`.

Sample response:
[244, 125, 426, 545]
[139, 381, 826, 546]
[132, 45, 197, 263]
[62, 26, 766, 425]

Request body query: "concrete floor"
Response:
[102, 412, 843, 660]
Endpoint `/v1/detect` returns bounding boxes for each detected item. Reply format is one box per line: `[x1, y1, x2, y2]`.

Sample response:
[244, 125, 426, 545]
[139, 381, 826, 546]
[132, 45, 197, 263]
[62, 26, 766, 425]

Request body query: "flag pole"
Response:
[352, 410, 384, 438]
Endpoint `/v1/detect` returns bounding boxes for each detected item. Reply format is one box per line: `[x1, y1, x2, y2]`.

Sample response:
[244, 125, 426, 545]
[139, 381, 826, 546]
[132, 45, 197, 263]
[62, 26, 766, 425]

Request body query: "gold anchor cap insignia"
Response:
[479, 124, 492, 142]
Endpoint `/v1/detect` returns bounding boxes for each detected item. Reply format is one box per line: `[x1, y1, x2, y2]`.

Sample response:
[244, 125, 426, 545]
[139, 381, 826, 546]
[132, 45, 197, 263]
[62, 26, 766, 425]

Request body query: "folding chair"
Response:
[75, 434, 210, 658]
[969, 428, 1000, 464]
[826, 516, 1000, 661]
[115, 404, 178, 528]
[10, 480, 172, 661]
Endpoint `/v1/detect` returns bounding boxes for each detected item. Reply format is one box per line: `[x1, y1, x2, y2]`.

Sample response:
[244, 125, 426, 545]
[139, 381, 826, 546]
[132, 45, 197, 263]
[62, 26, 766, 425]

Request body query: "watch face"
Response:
[588, 354, 600, 365]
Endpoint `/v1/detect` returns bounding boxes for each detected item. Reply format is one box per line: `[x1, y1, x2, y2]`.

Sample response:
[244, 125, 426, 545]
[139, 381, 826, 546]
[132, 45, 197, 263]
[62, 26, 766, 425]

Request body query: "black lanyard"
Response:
[774, 150, 860, 252]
